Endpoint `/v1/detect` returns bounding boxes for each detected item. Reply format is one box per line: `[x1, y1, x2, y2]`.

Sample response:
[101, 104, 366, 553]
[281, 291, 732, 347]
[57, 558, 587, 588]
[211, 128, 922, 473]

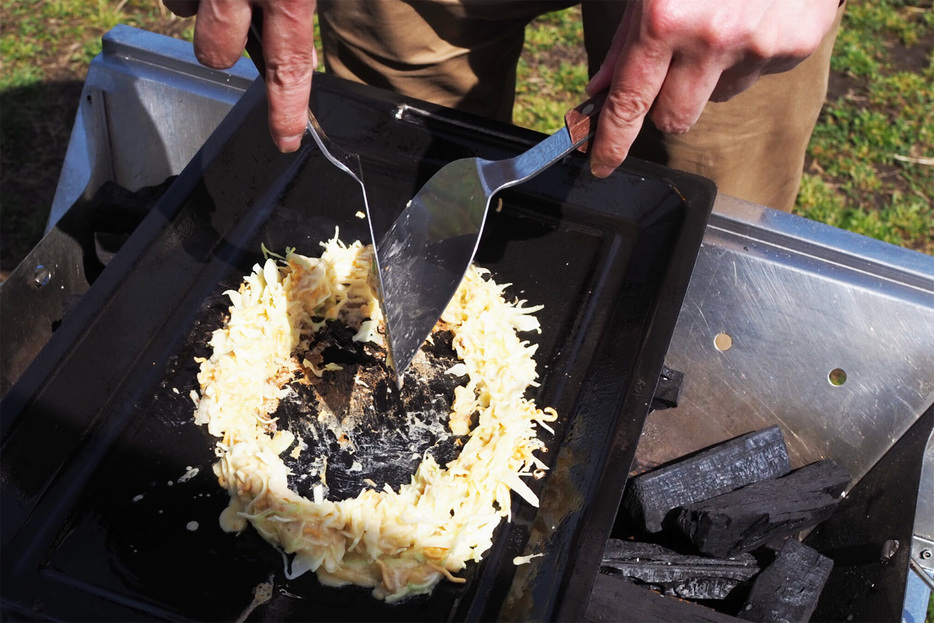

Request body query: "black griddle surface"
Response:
[275, 324, 465, 501]
[1, 74, 714, 622]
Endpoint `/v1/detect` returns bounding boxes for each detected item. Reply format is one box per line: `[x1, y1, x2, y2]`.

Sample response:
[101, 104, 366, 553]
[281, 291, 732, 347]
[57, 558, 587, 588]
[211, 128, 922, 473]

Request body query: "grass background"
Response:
[0, 0, 931, 619]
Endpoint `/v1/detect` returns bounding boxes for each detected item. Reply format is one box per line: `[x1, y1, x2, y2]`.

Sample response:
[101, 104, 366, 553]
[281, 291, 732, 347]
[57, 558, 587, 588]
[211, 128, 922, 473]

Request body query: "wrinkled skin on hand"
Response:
[164, 0, 317, 153]
[584, 0, 841, 177]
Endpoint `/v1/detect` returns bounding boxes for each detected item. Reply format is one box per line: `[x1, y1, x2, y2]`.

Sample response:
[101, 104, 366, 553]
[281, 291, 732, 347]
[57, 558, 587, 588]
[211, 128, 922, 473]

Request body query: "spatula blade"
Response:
[377, 93, 606, 384]
[377, 158, 489, 384]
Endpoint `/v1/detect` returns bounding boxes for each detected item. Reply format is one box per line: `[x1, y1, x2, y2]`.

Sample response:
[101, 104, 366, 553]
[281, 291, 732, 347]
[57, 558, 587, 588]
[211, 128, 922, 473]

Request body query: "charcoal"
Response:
[650, 365, 684, 411]
[623, 426, 791, 533]
[586, 573, 745, 623]
[738, 539, 833, 623]
[600, 539, 760, 601]
[676, 460, 851, 557]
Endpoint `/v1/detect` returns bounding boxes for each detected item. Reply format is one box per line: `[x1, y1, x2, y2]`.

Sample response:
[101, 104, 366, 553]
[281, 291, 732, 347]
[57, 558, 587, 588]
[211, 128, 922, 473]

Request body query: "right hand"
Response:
[584, 0, 840, 178]
[164, 0, 319, 153]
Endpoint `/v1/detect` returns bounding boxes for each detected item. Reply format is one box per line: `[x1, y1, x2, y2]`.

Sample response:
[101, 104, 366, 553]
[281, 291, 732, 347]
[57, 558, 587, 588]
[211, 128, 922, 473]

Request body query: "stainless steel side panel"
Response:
[46, 24, 258, 231]
[641, 195, 934, 484]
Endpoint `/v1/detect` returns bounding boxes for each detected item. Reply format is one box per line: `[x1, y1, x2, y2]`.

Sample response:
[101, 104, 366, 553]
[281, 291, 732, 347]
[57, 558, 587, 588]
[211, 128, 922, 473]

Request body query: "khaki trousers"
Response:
[318, 1, 843, 212]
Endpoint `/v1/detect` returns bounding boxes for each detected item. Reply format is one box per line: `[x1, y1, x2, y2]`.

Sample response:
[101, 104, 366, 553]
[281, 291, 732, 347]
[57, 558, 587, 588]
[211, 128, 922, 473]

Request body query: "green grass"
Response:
[0, 0, 192, 91]
[797, 0, 934, 254]
[515, 9, 587, 133]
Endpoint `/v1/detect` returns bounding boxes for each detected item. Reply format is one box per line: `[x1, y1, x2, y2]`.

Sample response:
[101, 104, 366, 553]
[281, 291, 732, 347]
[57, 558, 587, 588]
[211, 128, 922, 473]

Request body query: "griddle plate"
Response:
[0, 75, 714, 622]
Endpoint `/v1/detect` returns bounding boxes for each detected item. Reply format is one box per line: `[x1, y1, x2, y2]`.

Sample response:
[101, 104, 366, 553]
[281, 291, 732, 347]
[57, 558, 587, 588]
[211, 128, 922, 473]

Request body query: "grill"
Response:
[2, 25, 932, 623]
[0, 59, 714, 620]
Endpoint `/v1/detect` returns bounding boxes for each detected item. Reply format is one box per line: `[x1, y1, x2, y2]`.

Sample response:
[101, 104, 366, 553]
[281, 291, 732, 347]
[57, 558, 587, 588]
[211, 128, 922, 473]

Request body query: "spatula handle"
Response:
[564, 91, 608, 154]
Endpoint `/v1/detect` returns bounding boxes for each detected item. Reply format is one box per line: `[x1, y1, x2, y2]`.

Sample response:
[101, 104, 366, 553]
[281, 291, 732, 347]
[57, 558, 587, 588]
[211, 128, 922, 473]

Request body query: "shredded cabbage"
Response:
[193, 232, 557, 602]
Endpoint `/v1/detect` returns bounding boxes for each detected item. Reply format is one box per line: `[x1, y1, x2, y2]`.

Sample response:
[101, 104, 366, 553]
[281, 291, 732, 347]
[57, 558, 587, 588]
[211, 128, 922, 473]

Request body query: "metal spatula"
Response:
[378, 94, 607, 382]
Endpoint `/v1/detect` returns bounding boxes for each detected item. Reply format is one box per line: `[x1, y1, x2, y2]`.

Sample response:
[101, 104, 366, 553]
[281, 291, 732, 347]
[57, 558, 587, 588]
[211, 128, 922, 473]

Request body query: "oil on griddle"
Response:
[272, 321, 467, 502]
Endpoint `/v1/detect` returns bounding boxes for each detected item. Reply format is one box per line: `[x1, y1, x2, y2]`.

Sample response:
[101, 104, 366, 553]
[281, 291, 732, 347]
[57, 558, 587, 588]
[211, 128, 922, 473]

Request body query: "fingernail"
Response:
[276, 134, 303, 153]
[591, 163, 615, 178]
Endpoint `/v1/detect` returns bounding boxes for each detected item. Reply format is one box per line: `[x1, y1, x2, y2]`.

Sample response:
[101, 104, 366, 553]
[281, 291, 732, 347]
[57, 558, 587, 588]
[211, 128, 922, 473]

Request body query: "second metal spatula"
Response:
[378, 94, 607, 382]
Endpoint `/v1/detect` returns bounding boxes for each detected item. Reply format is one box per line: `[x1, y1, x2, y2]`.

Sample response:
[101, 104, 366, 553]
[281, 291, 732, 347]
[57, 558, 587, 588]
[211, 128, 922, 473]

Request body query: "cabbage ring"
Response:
[192, 234, 557, 602]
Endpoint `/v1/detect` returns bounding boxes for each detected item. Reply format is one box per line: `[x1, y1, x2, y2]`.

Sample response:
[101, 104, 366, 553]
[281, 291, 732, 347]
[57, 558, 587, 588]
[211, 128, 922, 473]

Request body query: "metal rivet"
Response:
[32, 265, 51, 288]
[921, 549, 932, 560]
[714, 332, 733, 351]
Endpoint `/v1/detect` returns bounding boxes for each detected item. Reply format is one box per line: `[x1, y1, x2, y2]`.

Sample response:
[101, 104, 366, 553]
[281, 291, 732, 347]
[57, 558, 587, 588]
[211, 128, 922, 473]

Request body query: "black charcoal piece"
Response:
[676, 460, 851, 557]
[600, 539, 760, 600]
[650, 365, 684, 410]
[623, 426, 791, 533]
[738, 539, 833, 623]
[586, 572, 745, 623]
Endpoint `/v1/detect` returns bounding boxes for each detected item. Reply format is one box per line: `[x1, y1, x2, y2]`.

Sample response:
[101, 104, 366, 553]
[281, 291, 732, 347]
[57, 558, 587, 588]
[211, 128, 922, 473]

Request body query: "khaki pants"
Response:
[318, 1, 843, 212]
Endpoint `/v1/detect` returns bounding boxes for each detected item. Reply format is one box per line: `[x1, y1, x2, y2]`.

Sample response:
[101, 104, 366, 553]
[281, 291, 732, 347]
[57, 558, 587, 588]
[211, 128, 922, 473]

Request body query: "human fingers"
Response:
[588, 4, 672, 178]
[709, 0, 838, 101]
[259, 0, 318, 153]
[649, 55, 722, 135]
[192, 0, 253, 69]
[709, 65, 764, 102]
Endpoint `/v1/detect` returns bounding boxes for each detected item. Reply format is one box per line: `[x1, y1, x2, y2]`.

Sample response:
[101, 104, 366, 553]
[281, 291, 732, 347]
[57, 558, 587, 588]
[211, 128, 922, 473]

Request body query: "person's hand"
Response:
[164, 0, 317, 153]
[585, 0, 840, 178]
